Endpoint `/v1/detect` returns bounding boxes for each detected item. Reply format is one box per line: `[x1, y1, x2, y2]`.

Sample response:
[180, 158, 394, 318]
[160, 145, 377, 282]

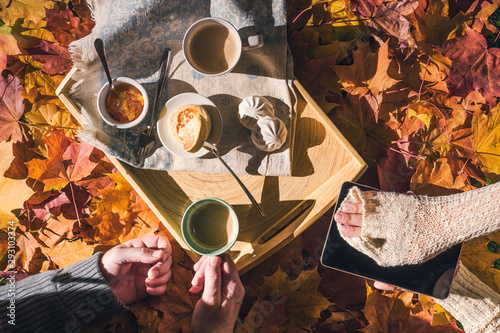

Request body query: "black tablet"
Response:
[321, 182, 462, 299]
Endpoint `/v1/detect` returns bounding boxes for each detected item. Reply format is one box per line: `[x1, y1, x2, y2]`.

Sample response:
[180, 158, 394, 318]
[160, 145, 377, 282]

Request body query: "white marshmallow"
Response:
[251, 116, 287, 152]
[238, 96, 275, 130]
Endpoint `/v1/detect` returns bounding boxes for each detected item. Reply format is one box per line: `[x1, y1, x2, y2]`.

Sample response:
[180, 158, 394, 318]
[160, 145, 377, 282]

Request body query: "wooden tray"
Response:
[56, 68, 367, 274]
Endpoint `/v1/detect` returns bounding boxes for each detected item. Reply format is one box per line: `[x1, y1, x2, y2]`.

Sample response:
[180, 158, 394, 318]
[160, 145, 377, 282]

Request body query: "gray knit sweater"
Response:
[0, 253, 127, 333]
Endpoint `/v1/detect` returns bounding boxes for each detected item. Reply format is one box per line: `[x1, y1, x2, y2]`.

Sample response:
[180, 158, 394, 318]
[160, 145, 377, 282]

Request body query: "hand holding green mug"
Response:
[182, 198, 239, 256]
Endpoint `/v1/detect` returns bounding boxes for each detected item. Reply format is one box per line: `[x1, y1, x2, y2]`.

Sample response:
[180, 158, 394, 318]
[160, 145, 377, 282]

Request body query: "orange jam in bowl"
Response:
[107, 83, 144, 123]
[97, 77, 149, 129]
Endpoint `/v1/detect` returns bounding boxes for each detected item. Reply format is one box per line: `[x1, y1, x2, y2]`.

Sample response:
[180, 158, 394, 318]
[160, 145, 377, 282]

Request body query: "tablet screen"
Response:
[320, 182, 462, 299]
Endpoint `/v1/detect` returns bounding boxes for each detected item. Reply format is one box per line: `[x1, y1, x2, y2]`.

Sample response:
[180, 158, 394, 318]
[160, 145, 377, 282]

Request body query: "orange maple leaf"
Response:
[26, 132, 98, 191]
[333, 39, 401, 118]
[362, 283, 413, 331]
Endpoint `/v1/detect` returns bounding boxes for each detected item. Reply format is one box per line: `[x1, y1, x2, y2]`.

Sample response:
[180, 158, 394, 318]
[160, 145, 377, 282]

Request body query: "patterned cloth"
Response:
[69, 0, 295, 176]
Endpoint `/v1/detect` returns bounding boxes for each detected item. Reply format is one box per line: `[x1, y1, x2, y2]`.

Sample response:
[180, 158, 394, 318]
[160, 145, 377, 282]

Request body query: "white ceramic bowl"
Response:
[97, 77, 149, 129]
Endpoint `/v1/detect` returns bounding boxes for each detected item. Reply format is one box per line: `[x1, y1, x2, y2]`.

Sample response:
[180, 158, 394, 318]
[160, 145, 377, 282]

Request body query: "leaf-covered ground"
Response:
[1, 0, 500, 332]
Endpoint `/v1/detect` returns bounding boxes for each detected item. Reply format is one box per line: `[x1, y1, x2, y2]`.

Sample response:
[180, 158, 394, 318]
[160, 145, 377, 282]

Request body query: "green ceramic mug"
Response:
[182, 198, 239, 256]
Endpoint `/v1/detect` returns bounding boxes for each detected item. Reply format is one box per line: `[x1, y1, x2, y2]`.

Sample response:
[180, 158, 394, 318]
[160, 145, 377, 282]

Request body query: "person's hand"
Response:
[101, 235, 172, 305]
[335, 202, 400, 291]
[189, 255, 245, 333]
[335, 202, 364, 237]
[335, 190, 414, 237]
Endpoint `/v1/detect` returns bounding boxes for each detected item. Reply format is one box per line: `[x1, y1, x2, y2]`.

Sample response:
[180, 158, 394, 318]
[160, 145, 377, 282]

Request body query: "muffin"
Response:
[168, 104, 212, 153]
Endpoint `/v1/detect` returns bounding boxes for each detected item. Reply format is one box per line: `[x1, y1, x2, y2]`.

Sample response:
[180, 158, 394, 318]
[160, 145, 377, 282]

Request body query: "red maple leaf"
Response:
[351, 0, 418, 46]
[28, 41, 73, 75]
[0, 74, 25, 143]
[44, 0, 95, 48]
[437, 26, 500, 107]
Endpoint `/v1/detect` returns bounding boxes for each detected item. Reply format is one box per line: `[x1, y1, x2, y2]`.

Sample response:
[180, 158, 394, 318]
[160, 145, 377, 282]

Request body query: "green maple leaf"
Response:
[487, 6, 500, 29]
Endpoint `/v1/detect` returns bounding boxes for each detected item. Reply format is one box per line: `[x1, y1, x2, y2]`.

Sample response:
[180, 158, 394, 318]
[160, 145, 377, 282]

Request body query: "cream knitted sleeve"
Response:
[338, 182, 500, 267]
[436, 262, 500, 332]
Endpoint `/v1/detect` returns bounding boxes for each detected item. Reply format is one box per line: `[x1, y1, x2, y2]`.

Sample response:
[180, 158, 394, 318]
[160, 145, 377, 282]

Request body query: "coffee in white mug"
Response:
[187, 23, 240, 75]
[183, 17, 263, 76]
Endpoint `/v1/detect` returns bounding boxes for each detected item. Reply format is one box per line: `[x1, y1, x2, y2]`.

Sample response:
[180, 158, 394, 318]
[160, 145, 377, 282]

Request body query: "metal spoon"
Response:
[94, 38, 114, 90]
[203, 142, 266, 217]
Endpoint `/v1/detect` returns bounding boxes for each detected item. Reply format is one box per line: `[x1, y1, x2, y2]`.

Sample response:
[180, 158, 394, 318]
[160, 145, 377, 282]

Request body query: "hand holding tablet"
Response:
[321, 182, 462, 299]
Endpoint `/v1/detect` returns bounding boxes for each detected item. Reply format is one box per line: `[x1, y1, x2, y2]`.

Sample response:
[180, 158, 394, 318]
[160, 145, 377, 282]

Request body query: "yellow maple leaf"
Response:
[417, 294, 432, 318]
[25, 98, 80, 139]
[410, 158, 469, 195]
[19, 18, 57, 42]
[41, 238, 96, 268]
[118, 198, 161, 243]
[92, 173, 134, 220]
[334, 39, 400, 96]
[418, 54, 452, 94]
[471, 103, 500, 177]
[432, 302, 454, 326]
[0, 0, 56, 26]
[413, 0, 471, 48]
[460, 233, 500, 294]
[88, 212, 124, 245]
[23, 70, 63, 103]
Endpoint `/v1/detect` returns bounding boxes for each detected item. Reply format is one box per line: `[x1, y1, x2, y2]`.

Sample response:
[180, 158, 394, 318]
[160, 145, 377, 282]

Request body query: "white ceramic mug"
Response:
[183, 17, 263, 76]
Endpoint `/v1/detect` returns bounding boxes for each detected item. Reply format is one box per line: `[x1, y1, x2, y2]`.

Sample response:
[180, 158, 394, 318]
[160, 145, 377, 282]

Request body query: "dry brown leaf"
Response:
[361, 282, 414, 332]
[258, 266, 334, 328]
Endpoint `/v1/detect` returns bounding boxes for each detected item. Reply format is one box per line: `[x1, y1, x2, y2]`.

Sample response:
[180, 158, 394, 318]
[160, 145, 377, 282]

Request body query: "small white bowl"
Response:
[97, 77, 149, 129]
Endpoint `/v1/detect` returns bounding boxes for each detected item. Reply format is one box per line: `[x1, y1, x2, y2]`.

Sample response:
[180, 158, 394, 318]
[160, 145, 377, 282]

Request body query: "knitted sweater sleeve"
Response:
[436, 262, 500, 333]
[338, 182, 500, 267]
[0, 253, 128, 333]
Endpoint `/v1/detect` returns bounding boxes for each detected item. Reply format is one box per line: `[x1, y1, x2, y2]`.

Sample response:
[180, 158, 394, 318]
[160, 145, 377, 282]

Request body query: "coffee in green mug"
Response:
[182, 198, 239, 255]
